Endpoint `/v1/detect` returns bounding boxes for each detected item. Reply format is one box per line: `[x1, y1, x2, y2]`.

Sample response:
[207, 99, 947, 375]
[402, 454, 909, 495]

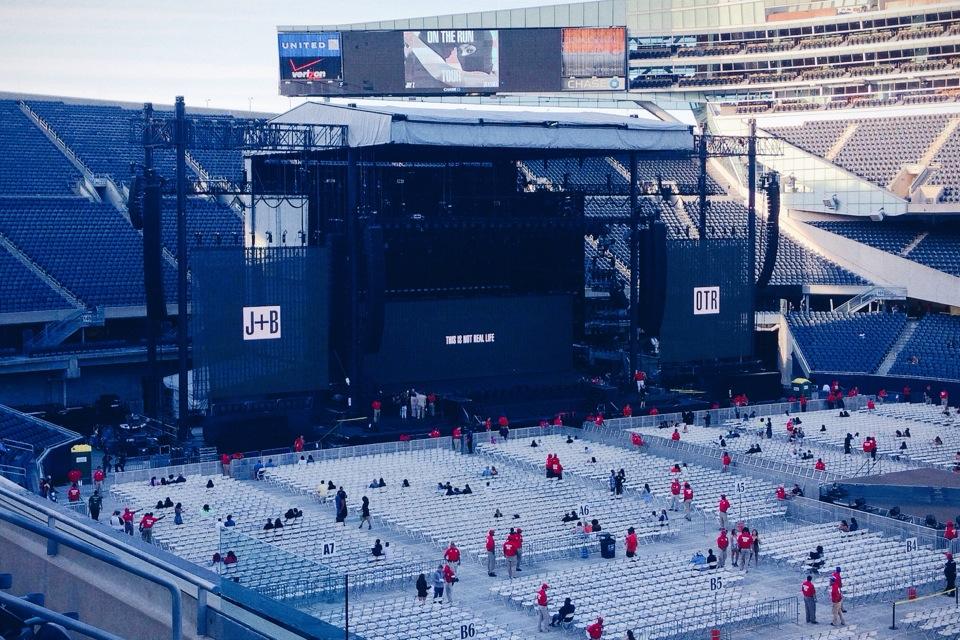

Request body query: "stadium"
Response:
[1, 0, 960, 639]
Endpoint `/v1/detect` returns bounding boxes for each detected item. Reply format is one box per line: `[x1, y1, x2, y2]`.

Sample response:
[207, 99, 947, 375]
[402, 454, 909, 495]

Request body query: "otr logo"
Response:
[243, 306, 282, 341]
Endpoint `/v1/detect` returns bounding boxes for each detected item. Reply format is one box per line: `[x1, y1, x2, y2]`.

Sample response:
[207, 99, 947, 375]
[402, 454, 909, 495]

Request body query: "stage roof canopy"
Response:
[271, 102, 693, 152]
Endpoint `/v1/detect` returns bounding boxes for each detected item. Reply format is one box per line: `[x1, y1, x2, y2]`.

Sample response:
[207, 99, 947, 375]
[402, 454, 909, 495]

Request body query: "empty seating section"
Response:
[767, 114, 960, 199]
[807, 220, 960, 277]
[0, 404, 78, 452]
[477, 434, 785, 521]
[491, 553, 766, 639]
[0, 244, 72, 313]
[0, 198, 177, 307]
[929, 127, 960, 202]
[684, 200, 867, 286]
[807, 221, 921, 255]
[263, 448, 671, 563]
[110, 473, 426, 598]
[26, 101, 180, 185]
[628, 423, 915, 477]
[161, 198, 243, 258]
[765, 121, 850, 158]
[788, 311, 907, 373]
[312, 598, 523, 640]
[901, 604, 960, 637]
[763, 523, 942, 598]
[0, 101, 81, 195]
[523, 156, 724, 195]
[891, 313, 960, 381]
[188, 117, 255, 180]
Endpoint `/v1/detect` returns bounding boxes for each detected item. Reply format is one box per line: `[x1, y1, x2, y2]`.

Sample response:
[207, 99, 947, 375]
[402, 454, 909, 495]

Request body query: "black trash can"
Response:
[599, 533, 616, 559]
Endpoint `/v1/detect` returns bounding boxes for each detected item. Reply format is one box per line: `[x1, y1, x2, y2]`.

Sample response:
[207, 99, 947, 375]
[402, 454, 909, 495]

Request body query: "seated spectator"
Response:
[590, 518, 602, 532]
[206, 479, 215, 488]
[223, 551, 238, 565]
[306, 455, 315, 464]
[531, 440, 539, 448]
[297, 456, 307, 466]
[550, 597, 576, 627]
[378, 477, 386, 488]
[371, 539, 384, 558]
[707, 549, 718, 569]
[163, 497, 174, 508]
[791, 483, 804, 497]
[369, 478, 379, 489]
[150, 477, 158, 487]
[494, 509, 503, 518]
[224, 515, 236, 527]
[263, 519, 274, 531]
[849, 517, 859, 532]
[838, 519, 849, 532]
[462, 484, 473, 495]
[273, 517, 284, 529]
[175, 473, 186, 483]
[402, 479, 410, 488]
[490, 466, 498, 476]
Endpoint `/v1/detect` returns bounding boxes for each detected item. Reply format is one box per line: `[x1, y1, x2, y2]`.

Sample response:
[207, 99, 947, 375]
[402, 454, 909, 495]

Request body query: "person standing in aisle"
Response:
[536, 583, 550, 632]
[945, 553, 956, 597]
[485, 529, 497, 577]
[802, 575, 817, 624]
[431, 564, 445, 602]
[442, 563, 457, 603]
[682, 482, 694, 521]
[830, 576, 846, 626]
[717, 494, 730, 530]
[716, 528, 729, 569]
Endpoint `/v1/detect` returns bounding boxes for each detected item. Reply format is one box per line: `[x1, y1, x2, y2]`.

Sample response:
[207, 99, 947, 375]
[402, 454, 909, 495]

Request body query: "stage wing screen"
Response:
[191, 247, 330, 402]
[659, 239, 753, 363]
[365, 294, 574, 386]
[279, 27, 625, 96]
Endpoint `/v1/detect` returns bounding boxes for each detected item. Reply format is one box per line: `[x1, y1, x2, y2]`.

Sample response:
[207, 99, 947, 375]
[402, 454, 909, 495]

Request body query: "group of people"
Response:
[714, 524, 761, 571]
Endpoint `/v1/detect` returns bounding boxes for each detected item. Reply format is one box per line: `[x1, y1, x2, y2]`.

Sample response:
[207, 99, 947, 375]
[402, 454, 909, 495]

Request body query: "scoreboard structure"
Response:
[278, 27, 626, 97]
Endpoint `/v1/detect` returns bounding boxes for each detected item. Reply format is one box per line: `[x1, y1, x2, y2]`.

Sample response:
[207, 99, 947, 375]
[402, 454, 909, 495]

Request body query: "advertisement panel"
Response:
[279, 27, 625, 96]
[278, 32, 343, 84]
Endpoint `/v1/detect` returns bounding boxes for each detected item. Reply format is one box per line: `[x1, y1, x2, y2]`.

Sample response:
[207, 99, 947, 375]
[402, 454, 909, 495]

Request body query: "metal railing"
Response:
[0, 587, 125, 640]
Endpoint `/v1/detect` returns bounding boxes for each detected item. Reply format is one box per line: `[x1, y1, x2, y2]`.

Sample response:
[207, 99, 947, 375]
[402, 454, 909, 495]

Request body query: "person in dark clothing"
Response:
[765, 420, 773, 439]
[843, 434, 852, 455]
[415, 573, 429, 604]
[88, 490, 103, 521]
[371, 539, 384, 557]
[273, 517, 284, 529]
[551, 597, 576, 626]
[263, 519, 274, 531]
[946, 553, 957, 596]
[335, 487, 348, 524]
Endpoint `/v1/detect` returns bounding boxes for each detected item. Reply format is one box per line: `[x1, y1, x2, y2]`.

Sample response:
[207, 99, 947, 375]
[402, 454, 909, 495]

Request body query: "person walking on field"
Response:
[536, 583, 550, 632]
[802, 575, 817, 624]
[485, 530, 497, 577]
[830, 576, 846, 626]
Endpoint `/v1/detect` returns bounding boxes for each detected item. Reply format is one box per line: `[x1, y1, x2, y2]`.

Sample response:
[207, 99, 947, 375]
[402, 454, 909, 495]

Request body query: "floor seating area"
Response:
[476, 434, 786, 522]
[110, 472, 425, 598]
[788, 311, 907, 374]
[490, 552, 768, 639]
[900, 603, 960, 637]
[262, 448, 672, 565]
[628, 423, 915, 478]
[762, 523, 943, 599]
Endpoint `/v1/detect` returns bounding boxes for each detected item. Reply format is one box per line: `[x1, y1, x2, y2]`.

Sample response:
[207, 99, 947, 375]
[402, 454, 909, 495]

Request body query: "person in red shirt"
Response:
[786, 419, 794, 435]
[536, 583, 550, 632]
[942, 390, 950, 408]
[442, 563, 457, 603]
[903, 385, 911, 402]
[669, 479, 681, 511]
[92, 467, 105, 491]
[716, 528, 729, 568]
[830, 576, 845, 626]
[623, 404, 633, 418]
[801, 575, 817, 623]
[67, 483, 81, 503]
[736, 528, 754, 570]
[866, 399, 875, 412]
[878, 388, 887, 403]
[594, 413, 604, 427]
[682, 482, 694, 521]
[552, 458, 563, 481]
[800, 395, 808, 412]
[721, 451, 731, 473]
[815, 458, 826, 471]
[545, 454, 555, 479]
[586, 617, 604, 639]
[634, 370, 646, 392]
[776, 485, 787, 501]
[485, 530, 497, 576]
[826, 391, 836, 409]
[945, 521, 958, 543]
[502, 533, 518, 578]
[671, 428, 680, 441]
[444, 541, 460, 566]
[552, 415, 563, 427]
[398, 433, 411, 442]
[631, 432, 644, 447]
[371, 399, 381, 424]
[293, 435, 305, 453]
[121, 507, 137, 536]
[67, 468, 82, 486]
[138, 512, 162, 543]
[429, 428, 441, 438]
[649, 407, 658, 416]
[717, 494, 730, 529]
[427, 393, 437, 416]
[847, 387, 857, 398]
[625, 527, 638, 558]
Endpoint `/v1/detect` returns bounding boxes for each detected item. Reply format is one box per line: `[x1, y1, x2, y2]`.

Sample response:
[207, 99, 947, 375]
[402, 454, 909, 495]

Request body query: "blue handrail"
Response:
[0, 508, 182, 640]
[0, 588, 126, 640]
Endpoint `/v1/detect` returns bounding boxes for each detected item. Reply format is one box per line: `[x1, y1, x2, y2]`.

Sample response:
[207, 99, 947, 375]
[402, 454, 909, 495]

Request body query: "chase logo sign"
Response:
[243, 306, 281, 340]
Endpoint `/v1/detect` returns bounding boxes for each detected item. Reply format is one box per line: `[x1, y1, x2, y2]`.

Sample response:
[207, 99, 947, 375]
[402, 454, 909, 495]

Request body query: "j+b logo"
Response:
[243, 306, 282, 341]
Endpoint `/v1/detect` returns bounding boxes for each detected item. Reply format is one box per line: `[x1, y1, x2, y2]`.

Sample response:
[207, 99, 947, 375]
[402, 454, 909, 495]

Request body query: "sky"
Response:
[0, 0, 577, 114]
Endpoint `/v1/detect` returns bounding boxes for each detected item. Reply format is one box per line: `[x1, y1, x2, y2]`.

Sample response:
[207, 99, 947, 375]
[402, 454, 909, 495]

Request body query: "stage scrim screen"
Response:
[659, 239, 753, 363]
[365, 294, 574, 386]
[191, 247, 330, 402]
[278, 27, 626, 96]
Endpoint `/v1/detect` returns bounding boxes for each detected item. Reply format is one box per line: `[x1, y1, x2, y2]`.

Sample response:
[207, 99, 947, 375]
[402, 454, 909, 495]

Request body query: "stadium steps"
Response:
[876, 319, 918, 375]
[825, 122, 859, 161]
[0, 233, 85, 310]
[900, 230, 929, 256]
[184, 152, 244, 218]
[918, 116, 960, 167]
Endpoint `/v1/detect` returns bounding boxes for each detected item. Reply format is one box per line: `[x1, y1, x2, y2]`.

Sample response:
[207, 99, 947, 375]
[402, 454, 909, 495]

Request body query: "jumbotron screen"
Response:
[278, 27, 626, 96]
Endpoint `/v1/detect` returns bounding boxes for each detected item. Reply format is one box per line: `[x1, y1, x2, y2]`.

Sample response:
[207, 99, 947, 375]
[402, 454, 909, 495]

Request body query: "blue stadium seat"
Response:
[788, 310, 907, 373]
[0, 101, 82, 195]
[889, 313, 960, 380]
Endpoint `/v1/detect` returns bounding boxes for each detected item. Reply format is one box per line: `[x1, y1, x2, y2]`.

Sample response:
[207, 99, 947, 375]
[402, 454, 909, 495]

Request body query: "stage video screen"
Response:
[365, 295, 573, 386]
[659, 239, 753, 363]
[279, 27, 625, 96]
[191, 247, 330, 402]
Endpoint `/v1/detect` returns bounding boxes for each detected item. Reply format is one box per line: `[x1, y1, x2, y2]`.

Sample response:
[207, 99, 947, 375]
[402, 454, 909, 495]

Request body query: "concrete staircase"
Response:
[876, 319, 918, 376]
[825, 122, 859, 162]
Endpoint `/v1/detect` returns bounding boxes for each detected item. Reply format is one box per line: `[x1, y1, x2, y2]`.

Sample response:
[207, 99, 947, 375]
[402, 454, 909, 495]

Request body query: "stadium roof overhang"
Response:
[271, 102, 693, 153]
